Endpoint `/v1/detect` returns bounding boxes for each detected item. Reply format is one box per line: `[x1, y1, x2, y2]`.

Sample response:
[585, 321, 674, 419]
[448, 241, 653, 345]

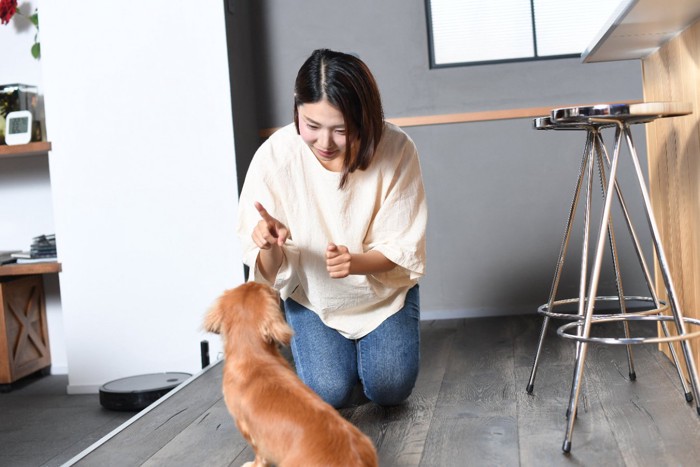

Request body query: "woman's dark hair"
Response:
[294, 49, 384, 189]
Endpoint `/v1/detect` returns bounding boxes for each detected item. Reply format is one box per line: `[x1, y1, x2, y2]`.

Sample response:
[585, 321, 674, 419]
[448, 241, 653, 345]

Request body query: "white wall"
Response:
[0, 0, 68, 373]
[39, 0, 244, 393]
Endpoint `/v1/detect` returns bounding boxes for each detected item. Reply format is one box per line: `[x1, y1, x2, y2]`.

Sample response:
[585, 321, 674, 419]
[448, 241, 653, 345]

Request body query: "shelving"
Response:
[0, 262, 61, 277]
[0, 141, 52, 159]
[0, 140, 60, 386]
[0, 140, 60, 276]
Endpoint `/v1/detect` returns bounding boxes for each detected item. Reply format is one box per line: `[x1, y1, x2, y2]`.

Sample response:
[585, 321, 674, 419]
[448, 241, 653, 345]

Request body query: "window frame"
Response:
[425, 0, 587, 69]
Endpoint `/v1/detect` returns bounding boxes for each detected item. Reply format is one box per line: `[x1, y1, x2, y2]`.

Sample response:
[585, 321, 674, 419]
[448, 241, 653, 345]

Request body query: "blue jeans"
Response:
[284, 284, 420, 409]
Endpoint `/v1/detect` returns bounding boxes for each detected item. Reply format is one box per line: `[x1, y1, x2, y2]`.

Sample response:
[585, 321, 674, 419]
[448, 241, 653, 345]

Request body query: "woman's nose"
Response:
[319, 130, 334, 148]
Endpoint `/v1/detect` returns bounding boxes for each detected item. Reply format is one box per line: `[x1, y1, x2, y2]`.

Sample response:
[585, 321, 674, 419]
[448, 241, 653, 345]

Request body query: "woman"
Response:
[237, 48, 427, 408]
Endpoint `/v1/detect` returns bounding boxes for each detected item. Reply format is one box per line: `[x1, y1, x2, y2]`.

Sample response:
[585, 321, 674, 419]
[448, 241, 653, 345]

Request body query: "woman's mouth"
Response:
[315, 148, 337, 158]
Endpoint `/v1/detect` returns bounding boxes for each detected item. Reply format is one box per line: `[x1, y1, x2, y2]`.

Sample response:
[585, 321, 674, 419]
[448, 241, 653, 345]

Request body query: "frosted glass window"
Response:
[427, 0, 625, 67]
[534, 0, 624, 56]
[429, 0, 534, 65]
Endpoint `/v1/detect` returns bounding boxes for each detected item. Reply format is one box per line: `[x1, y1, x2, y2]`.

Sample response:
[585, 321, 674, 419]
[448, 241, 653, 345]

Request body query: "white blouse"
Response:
[237, 122, 427, 339]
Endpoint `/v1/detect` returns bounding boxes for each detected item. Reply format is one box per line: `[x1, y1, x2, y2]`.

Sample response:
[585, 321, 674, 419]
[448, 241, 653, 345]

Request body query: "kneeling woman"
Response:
[237, 48, 427, 408]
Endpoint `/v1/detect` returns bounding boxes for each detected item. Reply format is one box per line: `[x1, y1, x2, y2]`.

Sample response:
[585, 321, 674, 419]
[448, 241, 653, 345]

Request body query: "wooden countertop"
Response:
[582, 0, 700, 63]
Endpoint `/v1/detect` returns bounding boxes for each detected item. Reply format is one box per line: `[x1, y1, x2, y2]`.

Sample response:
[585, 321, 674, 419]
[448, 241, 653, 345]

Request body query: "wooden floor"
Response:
[65, 314, 700, 466]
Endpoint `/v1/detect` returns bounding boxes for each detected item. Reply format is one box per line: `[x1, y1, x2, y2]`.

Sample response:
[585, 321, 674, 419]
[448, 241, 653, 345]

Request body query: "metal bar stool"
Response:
[541, 102, 700, 453]
[527, 116, 635, 393]
[526, 116, 689, 401]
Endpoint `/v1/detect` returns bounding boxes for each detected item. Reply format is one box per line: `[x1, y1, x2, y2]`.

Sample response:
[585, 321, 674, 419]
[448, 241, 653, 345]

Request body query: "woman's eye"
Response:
[307, 123, 319, 130]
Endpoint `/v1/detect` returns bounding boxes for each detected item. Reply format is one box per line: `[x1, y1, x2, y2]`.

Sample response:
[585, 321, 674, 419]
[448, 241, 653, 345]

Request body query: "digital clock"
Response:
[5, 110, 33, 145]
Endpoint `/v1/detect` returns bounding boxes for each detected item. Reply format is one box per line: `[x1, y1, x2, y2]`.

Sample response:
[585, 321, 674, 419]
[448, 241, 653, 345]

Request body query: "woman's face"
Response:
[297, 99, 352, 172]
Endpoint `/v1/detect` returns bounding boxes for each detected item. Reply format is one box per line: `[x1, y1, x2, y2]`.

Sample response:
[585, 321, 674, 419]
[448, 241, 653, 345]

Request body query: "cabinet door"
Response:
[0, 275, 51, 384]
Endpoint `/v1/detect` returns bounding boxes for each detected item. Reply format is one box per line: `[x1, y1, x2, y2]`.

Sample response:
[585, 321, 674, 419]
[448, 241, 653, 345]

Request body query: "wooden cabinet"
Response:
[642, 21, 700, 370]
[0, 275, 51, 387]
[582, 0, 700, 375]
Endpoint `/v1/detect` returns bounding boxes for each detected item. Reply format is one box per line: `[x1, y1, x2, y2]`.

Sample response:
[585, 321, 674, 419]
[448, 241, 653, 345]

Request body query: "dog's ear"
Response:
[261, 315, 293, 346]
[203, 298, 225, 335]
[260, 299, 293, 346]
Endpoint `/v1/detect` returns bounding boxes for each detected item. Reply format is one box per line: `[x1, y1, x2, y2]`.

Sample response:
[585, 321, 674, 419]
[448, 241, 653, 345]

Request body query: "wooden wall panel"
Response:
[642, 19, 700, 369]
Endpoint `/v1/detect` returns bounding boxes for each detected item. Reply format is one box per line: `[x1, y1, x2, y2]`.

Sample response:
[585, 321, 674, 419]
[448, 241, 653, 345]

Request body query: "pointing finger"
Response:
[254, 201, 274, 223]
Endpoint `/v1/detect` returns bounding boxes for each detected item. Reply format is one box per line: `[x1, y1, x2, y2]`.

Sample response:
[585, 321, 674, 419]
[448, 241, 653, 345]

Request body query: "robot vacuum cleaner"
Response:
[99, 372, 191, 411]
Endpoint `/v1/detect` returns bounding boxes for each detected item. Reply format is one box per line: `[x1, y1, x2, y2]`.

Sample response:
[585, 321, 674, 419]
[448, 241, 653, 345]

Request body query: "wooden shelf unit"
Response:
[0, 141, 58, 388]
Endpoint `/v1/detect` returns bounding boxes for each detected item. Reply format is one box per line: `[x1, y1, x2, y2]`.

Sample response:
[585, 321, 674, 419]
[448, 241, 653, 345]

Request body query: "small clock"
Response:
[5, 110, 33, 145]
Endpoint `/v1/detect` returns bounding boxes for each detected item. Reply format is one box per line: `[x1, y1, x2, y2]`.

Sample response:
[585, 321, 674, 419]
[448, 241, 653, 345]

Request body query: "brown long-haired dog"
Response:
[204, 281, 378, 467]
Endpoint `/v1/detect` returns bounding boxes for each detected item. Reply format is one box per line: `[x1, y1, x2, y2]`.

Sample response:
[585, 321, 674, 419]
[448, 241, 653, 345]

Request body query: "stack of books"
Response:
[8, 234, 58, 264]
[0, 250, 21, 265]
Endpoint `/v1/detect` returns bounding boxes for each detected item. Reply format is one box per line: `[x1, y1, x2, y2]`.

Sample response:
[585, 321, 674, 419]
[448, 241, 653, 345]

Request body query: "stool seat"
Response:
[533, 116, 615, 131]
[552, 102, 692, 124]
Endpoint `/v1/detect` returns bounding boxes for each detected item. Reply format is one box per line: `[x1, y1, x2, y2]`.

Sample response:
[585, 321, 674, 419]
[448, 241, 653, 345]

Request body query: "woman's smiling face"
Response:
[297, 99, 353, 172]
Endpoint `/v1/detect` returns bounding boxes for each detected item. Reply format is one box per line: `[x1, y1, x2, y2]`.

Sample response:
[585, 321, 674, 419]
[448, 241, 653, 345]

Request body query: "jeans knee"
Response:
[307, 377, 355, 409]
[311, 381, 352, 409]
[363, 374, 416, 407]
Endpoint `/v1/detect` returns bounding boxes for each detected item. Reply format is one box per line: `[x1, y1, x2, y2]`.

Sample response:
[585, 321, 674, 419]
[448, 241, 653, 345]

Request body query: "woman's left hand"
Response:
[326, 242, 351, 278]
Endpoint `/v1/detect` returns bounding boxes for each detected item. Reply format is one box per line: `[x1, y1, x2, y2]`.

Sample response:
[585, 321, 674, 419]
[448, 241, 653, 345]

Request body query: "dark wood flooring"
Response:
[20, 314, 700, 466]
[0, 374, 133, 467]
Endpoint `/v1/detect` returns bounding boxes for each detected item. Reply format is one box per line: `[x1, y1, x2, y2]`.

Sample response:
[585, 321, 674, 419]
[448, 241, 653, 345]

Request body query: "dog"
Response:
[204, 281, 378, 467]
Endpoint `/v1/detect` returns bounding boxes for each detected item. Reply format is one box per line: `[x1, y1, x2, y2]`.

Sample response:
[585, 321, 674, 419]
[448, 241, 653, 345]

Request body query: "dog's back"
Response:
[205, 282, 378, 467]
[227, 349, 377, 467]
[281, 414, 377, 467]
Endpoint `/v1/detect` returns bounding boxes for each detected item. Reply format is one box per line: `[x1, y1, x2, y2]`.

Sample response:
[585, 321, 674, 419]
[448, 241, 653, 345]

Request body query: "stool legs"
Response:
[562, 123, 700, 452]
[594, 136, 637, 379]
[526, 133, 593, 394]
[596, 132, 692, 400]
[526, 128, 637, 393]
[563, 124, 625, 452]
[622, 124, 700, 407]
[527, 125, 692, 401]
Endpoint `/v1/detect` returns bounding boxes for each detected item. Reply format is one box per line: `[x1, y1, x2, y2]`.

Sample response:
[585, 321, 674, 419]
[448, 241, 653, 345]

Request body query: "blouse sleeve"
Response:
[365, 132, 427, 288]
[236, 140, 300, 298]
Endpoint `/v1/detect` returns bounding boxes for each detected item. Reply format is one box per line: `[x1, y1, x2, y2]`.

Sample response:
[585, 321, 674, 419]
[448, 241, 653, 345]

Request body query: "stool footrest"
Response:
[556, 314, 700, 345]
[538, 295, 668, 321]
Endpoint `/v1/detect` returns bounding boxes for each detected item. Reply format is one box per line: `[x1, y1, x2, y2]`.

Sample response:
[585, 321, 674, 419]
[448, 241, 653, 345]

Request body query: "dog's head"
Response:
[204, 282, 292, 347]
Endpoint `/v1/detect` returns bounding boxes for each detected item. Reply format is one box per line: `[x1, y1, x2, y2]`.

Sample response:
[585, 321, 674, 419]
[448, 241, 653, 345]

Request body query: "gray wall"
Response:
[225, 0, 654, 318]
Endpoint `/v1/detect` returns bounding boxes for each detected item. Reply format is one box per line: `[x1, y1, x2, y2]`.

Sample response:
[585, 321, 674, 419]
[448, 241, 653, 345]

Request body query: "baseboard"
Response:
[50, 365, 68, 375]
[67, 384, 102, 395]
[61, 309, 534, 395]
[421, 308, 536, 321]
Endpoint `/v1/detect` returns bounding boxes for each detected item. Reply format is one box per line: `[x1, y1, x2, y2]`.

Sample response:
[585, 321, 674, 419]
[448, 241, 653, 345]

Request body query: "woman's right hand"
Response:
[253, 201, 290, 250]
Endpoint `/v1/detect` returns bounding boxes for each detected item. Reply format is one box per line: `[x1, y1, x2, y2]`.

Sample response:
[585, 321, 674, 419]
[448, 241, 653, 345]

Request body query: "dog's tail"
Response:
[349, 429, 379, 467]
[328, 422, 378, 467]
